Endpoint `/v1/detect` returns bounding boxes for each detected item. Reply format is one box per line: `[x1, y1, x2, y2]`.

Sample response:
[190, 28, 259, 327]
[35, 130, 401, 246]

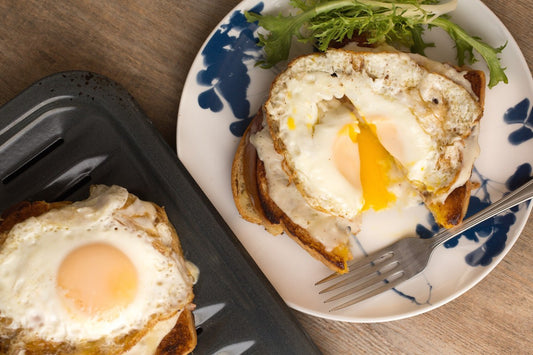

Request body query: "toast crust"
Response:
[0, 200, 71, 235]
[232, 112, 351, 273]
[156, 307, 197, 355]
[231, 110, 284, 236]
[0, 194, 197, 354]
[256, 157, 351, 272]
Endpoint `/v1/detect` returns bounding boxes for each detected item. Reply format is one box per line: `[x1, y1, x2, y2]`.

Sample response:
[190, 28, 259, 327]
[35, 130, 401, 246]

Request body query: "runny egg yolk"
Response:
[56, 242, 138, 317]
[333, 120, 396, 211]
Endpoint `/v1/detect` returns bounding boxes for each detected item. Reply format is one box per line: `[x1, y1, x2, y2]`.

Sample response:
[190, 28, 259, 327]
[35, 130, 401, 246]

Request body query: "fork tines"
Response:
[315, 179, 533, 312]
[316, 250, 406, 312]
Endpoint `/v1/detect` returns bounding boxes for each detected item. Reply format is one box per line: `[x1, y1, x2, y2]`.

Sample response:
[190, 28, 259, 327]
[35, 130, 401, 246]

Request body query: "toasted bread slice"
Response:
[156, 307, 196, 355]
[256, 154, 353, 272]
[232, 112, 352, 273]
[231, 110, 284, 236]
[0, 191, 197, 354]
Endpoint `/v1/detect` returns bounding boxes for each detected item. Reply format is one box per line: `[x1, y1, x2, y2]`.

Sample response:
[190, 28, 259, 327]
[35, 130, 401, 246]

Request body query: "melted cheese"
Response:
[251, 122, 358, 252]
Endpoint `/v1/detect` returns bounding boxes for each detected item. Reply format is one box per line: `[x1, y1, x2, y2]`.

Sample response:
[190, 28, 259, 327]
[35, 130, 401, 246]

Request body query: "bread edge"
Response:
[231, 112, 351, 273]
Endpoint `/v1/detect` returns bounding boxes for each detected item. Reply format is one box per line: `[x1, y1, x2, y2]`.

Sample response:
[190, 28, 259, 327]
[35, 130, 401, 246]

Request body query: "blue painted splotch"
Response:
[393, 280, 433, 306]
[416, 164, 531, 267]
[504, 98, 533, 145]
[465, 164, 531, 266]
[197, 3, 264, 137]
[416, 213, 439, 240]
[506, 163, 532, 191]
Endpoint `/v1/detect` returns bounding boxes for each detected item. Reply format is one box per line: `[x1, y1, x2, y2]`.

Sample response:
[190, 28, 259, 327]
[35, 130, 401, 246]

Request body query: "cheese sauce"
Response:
[251, 122, 357, 252]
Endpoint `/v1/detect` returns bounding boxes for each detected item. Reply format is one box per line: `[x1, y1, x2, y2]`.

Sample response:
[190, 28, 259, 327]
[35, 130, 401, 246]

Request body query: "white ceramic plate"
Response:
[177, 0, 533, 322]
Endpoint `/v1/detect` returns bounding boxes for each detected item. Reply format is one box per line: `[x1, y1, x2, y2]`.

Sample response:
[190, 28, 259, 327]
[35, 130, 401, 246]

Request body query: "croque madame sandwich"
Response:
[232, 47, 485, 274]
[0, 185, 197, 354]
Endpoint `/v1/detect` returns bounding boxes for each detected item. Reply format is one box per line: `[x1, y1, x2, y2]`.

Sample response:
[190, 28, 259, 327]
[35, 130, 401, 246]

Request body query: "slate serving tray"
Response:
[0, 71, 321, 354]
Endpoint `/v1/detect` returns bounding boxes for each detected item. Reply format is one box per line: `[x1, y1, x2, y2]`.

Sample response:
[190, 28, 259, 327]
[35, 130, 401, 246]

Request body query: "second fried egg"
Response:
[0, 185, 194, 352]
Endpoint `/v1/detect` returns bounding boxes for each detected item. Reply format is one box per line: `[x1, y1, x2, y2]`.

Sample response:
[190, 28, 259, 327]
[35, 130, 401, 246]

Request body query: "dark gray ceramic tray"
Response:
[0, 71, 321, 354]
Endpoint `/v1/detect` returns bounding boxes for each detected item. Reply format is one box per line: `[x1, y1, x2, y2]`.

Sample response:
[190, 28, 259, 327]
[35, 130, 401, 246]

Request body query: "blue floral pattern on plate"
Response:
[504, 98, 533, 145]
[417, 163, 532, 267]
[179, 0, 533, 321]
[196, 2, 264, 137]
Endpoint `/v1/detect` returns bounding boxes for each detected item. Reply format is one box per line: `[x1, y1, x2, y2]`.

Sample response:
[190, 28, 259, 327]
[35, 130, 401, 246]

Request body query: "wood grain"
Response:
[0, 0, 531, 353]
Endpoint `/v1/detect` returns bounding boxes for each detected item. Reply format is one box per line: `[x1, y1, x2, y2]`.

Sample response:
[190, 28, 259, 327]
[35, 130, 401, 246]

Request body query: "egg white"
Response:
[0, 185, 193, 345]
[265, 49, 482, 219]
[251, 119, 359, 252]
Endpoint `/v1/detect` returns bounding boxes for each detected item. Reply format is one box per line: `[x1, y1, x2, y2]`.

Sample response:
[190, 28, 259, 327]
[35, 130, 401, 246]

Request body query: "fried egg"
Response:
[265, 49, 482, 220]
[0, 185, 195, 353]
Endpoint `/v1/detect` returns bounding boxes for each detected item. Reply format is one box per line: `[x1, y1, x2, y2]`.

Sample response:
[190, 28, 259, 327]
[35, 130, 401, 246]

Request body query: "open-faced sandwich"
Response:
[0, 185, 197, 354]
[232, 47, 485, 273]
[230, 0, 507, 274]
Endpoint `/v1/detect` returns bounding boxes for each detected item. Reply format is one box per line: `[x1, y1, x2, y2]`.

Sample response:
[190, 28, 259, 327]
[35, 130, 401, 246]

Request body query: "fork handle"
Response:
[429, 179, 533, 249]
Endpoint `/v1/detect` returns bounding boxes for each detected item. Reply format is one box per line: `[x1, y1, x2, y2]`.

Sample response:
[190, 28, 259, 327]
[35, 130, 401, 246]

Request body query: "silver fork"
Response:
[316, 179, 533, 312]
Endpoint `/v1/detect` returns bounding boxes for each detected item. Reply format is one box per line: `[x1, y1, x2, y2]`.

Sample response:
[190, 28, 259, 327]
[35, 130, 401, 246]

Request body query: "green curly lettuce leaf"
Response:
[246, 0, 507, 87]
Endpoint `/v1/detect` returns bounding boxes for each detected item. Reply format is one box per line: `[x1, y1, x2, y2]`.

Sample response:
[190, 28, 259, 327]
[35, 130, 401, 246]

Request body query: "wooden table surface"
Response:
[1, 1, 531, 353]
